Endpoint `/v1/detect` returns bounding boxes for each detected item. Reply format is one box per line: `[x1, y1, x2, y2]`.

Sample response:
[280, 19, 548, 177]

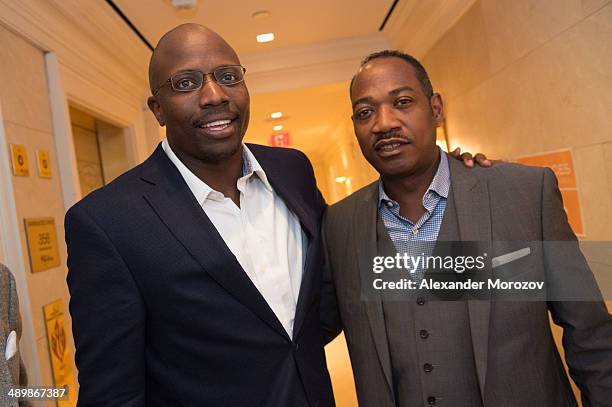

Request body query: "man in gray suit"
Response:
[0, 263, 28, 407]
[322, 50, 612, 406]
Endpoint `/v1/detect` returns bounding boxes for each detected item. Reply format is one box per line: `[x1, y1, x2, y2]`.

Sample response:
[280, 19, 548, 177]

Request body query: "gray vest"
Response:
[378, 191, 483, 407]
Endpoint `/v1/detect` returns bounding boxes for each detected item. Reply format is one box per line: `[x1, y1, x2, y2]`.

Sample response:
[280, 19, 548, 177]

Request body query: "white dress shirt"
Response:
[162, 139, 305, 338]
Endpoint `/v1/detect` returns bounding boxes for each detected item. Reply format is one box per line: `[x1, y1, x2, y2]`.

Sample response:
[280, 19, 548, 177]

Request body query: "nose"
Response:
[372, 105, 401, 134]
[198, 74, 229, 107]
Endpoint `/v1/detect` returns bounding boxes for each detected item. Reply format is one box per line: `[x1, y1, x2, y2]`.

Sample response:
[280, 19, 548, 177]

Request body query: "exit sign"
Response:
[269, 133, 291, 147]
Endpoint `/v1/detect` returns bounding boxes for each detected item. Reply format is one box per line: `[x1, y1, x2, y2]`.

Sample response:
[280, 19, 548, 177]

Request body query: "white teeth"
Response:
[380, 143, 401, 151]
[201, 119, 231, 128]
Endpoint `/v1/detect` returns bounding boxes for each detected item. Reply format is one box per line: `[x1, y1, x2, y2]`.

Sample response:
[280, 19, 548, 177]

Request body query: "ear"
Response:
[147, 96, 166, 127]
[430, 93, 444, 126]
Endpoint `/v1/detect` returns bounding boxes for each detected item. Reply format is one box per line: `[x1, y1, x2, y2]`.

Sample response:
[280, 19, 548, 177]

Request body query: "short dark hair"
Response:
[350, 50, 434, 98]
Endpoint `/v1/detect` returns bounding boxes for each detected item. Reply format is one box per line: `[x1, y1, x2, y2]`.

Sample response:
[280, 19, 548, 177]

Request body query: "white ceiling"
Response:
[113, 0, 394, 55]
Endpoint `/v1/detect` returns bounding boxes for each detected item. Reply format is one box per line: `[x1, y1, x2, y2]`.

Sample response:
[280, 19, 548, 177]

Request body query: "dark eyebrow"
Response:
[390, 86, 416, 95]
[170, 69, 200, 76]
[352, 86, 417, 109]
[352, 96, 373, 109]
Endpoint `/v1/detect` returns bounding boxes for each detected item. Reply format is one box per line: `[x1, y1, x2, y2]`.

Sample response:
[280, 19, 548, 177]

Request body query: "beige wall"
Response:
[0, 24, 77, 404]
[97, 121, 131, 184]
[312, 126, 378, 204]
[310, 97, 379, 205]
[70, 106, 132, 197]
[423, 0, 612, 240]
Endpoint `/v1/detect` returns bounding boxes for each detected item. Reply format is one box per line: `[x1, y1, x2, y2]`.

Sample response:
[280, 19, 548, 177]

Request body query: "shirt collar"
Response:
[161, 139, 272, 205]
[240, 144, 273, 192]
[378, 148, 451, 209]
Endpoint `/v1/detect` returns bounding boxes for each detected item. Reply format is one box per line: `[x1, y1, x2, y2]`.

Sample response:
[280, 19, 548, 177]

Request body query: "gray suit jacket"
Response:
[0, 264, 28, 407]
[323, 155, 612, 407]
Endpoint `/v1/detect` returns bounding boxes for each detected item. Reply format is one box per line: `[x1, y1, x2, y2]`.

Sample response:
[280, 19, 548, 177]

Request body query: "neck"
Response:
[382, 150, 441, 222]
[170, 142, 243, 203]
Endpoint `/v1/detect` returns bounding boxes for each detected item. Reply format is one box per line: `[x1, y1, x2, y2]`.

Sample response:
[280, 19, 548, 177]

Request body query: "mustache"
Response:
[374, 129, 408, 141]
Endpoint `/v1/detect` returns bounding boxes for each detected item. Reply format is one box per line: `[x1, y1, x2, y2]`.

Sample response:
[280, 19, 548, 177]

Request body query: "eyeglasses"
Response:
[152, 65, 246, 95]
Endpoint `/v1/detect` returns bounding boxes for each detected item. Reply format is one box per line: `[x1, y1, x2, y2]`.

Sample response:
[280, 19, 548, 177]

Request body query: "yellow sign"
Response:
[9, 143, 29, 176]
[36, 149, 52, 178]
[43, 300, 75, 407]
[24, 217, 61, 273]
[517, 149, 583, 235]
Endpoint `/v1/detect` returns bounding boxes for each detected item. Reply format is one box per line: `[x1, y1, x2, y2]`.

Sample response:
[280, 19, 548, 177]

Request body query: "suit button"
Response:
[416, 297, 426, 306]
[423, 363, 433, 373]
[419, 329, 429, 339]
[427, 396, 436, 405]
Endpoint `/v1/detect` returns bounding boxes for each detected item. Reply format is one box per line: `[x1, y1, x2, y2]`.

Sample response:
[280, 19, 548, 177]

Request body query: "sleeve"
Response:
[65, 205, 146, 406]
[5, 269, 32, 407]
[295, 149, 342, 344]
[542, 168, 612, 407]
[8, 274, 23, 386]
[320, 210, 342, 344]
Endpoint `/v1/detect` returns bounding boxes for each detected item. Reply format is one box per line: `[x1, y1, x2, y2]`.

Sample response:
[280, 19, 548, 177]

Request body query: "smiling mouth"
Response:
[197, 119, 233, 131]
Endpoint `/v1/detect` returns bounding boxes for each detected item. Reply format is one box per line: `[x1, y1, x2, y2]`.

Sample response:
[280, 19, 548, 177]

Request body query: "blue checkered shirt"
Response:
[378, 150, 451, 276]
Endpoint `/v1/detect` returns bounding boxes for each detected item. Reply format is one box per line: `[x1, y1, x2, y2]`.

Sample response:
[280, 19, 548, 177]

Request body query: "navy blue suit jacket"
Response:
[66, 143, 334, 406]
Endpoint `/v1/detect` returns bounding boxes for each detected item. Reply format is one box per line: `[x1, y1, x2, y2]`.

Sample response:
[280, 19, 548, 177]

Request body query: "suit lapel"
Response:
[355, 183, 394, 395]
[140, 146, 289, 340]
[252, 152, 318, 239]
[448, 157, 492, 398]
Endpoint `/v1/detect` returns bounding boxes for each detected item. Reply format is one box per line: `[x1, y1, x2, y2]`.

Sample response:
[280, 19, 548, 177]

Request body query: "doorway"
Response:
[69, 106, 130, 197]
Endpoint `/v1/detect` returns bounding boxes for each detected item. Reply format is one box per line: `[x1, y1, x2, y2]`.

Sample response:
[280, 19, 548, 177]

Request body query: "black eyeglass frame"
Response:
[152, 65, 246, 95]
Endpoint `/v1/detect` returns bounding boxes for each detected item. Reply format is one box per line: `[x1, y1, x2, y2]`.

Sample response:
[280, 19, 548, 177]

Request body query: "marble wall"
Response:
[423, 0, 612, 240]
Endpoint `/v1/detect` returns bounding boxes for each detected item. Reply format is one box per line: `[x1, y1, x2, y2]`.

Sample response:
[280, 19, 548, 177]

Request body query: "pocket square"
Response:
[5, 330, 17, 360]
[492, 247, 531, 268]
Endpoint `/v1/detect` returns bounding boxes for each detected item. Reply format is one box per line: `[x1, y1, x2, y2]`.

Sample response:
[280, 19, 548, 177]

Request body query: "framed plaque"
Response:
[24, 217, 61, 273]
[36, 149, 52, 178]
[9, 143, 29, 176]
[43, 299, 75, 406]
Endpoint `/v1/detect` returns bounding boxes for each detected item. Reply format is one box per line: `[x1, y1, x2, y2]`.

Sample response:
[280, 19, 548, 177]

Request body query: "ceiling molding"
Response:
[241, 34, 390, 94]
[383, 0, 477, 58]
[0, 0, 151, 109]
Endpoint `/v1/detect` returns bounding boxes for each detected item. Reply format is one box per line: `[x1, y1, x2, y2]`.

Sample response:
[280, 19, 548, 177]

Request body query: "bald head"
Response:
[148, 24, 239, 93]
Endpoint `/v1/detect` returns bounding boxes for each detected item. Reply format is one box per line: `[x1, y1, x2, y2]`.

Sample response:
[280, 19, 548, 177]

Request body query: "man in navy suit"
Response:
[66, 24, 333, 406]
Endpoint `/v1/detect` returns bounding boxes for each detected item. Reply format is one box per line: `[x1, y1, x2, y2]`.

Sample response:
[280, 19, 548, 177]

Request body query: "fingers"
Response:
[473, 153, 492, 167]
[451, 147, 494, 167]
[460, 152, 474, 167]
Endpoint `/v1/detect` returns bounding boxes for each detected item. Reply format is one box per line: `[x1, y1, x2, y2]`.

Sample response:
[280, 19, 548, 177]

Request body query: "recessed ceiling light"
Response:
[335, 176, 347, 183]
[257, 33, 275, 43]
[169, 0, 197, 10]
[273, 125, 283, 131]
[270, 112, 283, 119]
[252, 10, 270, 20]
